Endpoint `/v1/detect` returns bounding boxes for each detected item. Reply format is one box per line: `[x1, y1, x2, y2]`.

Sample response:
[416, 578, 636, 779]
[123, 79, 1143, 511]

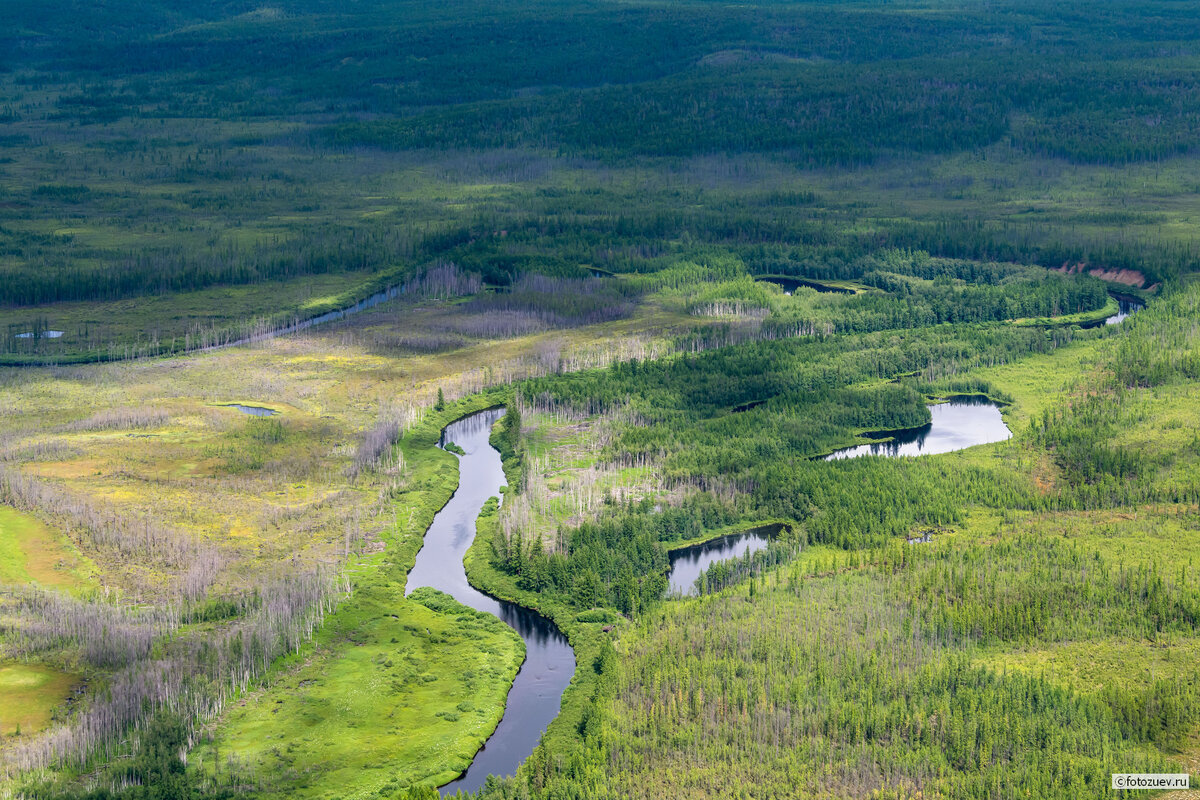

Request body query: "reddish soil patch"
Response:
[1055, 262, 1146, 288]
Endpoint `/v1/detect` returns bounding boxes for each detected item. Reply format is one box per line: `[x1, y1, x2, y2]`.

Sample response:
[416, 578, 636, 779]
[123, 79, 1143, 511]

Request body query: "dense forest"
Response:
[464, 279, 1200, 800]
[2, 0, 1197, 352]
[3, 1, 1200, 799]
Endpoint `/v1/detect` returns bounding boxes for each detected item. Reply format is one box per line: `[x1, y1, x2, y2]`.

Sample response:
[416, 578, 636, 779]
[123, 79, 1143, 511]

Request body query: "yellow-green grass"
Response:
[803, 278, 875, 294]
[975, 637, 1200, 698]
[196, 396, 518, 795]
[197, 585, 523, 799]
[1107, 379, 1200, 498]
[0, 662, 81, 736]
[0, 295, 698, 604]
[960, 336, 1109, 430]
[956, 506, 1200, 578]
[0, 505, 97, 592]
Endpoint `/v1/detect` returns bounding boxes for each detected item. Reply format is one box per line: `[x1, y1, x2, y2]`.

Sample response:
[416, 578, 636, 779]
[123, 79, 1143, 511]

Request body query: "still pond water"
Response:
[668, 397, 1014, 595]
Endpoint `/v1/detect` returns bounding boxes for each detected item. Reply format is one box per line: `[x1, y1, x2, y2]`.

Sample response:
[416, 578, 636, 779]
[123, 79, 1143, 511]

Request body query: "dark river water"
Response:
[825, 396, 1012, 460]
[406, 408, 574, 795]
[668, 531, 771, 597]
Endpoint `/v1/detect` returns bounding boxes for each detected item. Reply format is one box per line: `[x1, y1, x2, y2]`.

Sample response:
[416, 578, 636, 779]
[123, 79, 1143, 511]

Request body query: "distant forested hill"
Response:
[2, 0, 1197, 357]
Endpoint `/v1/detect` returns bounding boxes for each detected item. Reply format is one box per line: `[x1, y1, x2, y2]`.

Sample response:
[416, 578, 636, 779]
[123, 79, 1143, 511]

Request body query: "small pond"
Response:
[221, 404, 278, 416]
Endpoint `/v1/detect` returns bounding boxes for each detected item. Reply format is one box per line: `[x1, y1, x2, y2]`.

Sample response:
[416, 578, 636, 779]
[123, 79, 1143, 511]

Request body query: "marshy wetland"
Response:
[408, 409, 573, 794]
[2, 1, 1200, 799]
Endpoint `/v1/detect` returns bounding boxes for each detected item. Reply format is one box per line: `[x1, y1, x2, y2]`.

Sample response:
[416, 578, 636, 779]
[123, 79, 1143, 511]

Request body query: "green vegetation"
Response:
[458, 282, 1200, 799]
[0, 663, 80, 738]
[193, 396, 529, 798]
[7, 0, 1200, 363]
[4, 0, 1200, 798]
[21, 712, 240, 800]
[0, 505, 96, 591]
[199, 586, 523, 799]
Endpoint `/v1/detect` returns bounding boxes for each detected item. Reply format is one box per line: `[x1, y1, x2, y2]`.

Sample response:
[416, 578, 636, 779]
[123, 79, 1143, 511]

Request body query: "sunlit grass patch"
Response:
[0, 505, 96, 591]
[975, 636, 1200, 696]
[0, 662, 81, 736]
[197, 585, 523, 798]
[958, 506, 1200, 576]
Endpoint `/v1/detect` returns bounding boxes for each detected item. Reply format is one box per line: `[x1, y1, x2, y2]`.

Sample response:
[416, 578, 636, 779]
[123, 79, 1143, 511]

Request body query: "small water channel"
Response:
[406, 409, 574, 795]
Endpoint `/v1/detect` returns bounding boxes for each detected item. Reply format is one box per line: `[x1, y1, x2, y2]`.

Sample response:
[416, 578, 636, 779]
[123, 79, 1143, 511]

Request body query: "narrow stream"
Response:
[406, 408, 574, 796]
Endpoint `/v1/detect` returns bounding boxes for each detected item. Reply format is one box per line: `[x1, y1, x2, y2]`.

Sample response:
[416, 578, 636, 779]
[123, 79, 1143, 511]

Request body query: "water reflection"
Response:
[668, 532, 770, 597]
[407, 408, 575, 796]
[825, 396, 1011, 460]
[222, 404, 277, 416]
[1104, 296, 1145, 326]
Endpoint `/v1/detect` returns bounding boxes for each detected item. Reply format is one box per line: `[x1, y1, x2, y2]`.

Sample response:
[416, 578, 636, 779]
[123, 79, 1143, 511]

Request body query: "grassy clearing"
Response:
[958, 336, 1110, 430]
[956, 506, 1200, 573]
[975, 637, 1200, 696]
[0, 505, 97, 591]
[195, 395, 523, 796]
[196, 585, 523, 799]
[0, 662, 80, 737]
[0, 294, 699, 792]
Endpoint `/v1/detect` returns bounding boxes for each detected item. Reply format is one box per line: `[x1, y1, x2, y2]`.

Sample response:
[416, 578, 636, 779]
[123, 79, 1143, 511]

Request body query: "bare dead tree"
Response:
[0, 466, 223, 601]
[62, 407, 170, 433]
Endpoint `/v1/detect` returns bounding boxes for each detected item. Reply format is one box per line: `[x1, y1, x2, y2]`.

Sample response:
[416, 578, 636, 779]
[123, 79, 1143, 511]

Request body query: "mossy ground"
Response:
[0, 507, 94, 745]
[196, 585, 523, 799]
[0, 296, 701, 792]
[0, 504, 97, 591]
[0, 662, 81, 737]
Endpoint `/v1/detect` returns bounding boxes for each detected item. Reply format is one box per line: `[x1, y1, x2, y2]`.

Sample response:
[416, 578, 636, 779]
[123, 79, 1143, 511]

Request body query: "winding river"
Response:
[406, 409, 574, 795]
[415, 397, 1017, 779]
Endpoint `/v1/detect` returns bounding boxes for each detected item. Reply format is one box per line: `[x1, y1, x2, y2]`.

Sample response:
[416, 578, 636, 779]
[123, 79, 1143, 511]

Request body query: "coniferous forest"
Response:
[2, 1, 1200, 800]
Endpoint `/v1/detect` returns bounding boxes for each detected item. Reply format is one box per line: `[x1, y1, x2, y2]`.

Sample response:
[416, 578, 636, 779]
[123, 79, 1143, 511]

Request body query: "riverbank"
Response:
[193, 395, 527, 798]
